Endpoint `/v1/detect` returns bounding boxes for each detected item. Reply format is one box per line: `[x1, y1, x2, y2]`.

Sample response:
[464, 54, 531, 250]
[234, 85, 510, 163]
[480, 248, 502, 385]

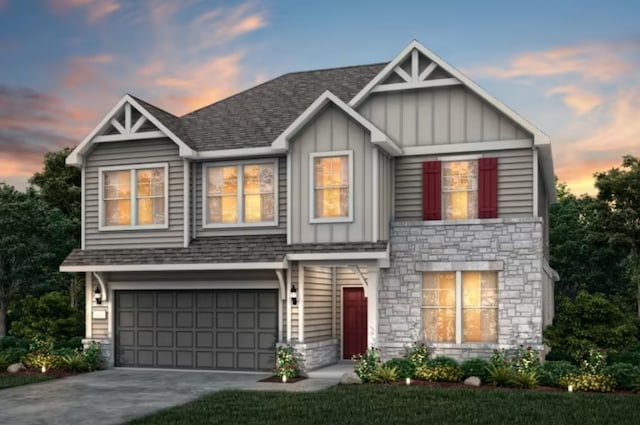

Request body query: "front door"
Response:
[343, 287, 367, 359]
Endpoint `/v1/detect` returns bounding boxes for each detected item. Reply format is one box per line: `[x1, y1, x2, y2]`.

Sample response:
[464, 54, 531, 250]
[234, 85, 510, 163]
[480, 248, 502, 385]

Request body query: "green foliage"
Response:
[404, 342, 430, 368]
[543, 292, 638, 358]
[426, 356, 459, 368]
[83, 342, 104, 371]
[559, 373, 616, 393]
[602, 363, 640, 390]
[508, 371, 538, 389]
[0, 336, 29, 350]
[369, 365, 399, 383]
[544, 349, 574, 363]
[415, 365, 464, 382]
[274, 345, 301, 379]
[56, 336, 83, 351]
[536, 361, 579, 387]
[22, 337, 55, 369]
[580, 348, 608, 374]
[58, 352, 89, 372]
[633, 377, 640, 394]
[487, 366, 517, 387]
[0, 347, 27, 365]
[353, 348, 381, 383]
[0, 352, 10, 370]
[511, 346, 541, 373]
[460, 358, 491, 382]
[383, 358, 416, 379]
[608, 347, 640, 366]
[9, 292, 83, 341]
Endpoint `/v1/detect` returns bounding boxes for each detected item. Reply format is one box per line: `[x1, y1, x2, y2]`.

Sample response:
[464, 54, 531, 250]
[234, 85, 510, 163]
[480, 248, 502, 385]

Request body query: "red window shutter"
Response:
[422, 161, 441, 220]
[478, 157, 498, 218]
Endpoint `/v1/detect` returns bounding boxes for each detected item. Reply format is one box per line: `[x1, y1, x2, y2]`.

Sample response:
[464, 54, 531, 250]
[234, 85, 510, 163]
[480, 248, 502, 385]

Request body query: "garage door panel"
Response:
[116, 289, 278, 371]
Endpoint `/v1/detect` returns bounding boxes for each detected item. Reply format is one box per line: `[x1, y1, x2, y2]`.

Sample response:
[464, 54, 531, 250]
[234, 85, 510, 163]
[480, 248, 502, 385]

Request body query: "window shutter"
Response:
[478, 157, 498, 218]
[422, 161, 441, 220]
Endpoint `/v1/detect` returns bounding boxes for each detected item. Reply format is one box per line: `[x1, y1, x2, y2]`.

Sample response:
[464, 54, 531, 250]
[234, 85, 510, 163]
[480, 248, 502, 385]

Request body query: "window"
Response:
[204, 160, 277, 227]
[310, 151, 353, 223]
[442, 161, 477, 220]
[422, 271, 498, 344]
[100, 164, 168, 230]
[422, 157, 497, 220]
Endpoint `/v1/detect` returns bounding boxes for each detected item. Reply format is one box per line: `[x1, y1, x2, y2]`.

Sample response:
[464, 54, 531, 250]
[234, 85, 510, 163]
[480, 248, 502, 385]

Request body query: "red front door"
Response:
[343, 287, 367, 359]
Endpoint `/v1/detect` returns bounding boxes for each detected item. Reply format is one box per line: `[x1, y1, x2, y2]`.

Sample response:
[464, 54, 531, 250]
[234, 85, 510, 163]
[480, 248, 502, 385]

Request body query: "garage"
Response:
[115, 290, 278, 371]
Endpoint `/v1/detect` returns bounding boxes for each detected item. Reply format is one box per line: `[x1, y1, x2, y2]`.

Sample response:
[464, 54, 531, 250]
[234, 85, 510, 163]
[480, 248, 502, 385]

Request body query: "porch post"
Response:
[85, 272, 92, 338]
[298, 263, 305, 343]
[366, 267, 379, 348]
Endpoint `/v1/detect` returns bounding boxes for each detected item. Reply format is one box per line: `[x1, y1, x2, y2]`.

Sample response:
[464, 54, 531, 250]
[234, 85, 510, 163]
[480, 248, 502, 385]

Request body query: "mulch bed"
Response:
[259, 375, 308, 384]
[0, 369, 81, 379]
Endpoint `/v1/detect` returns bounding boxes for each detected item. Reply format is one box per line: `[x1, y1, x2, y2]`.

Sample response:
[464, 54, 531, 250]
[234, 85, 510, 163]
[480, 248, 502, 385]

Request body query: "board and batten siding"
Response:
[377, 150, 393, 241]
[194, 157, 287, 237]
[395, 149, 534, 220]
[84, 139, 184, 249]
[358, 87, 531, 146]
[302, 266, 333, 342]
[290, 105, 374, 244]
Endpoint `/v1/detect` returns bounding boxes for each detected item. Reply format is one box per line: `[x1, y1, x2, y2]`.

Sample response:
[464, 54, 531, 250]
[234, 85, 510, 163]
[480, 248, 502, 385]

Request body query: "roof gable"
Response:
[66, 94, 195, 166]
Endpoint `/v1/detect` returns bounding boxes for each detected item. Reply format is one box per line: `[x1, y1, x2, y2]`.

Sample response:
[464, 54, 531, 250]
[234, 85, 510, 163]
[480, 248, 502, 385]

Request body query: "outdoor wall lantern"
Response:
[94, 286, 102, 305]
[290, 284, 298, 305]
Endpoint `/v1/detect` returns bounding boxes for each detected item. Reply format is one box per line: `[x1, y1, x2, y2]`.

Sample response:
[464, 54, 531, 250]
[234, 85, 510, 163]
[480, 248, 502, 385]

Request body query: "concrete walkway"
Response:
[0, 368, 339, 425]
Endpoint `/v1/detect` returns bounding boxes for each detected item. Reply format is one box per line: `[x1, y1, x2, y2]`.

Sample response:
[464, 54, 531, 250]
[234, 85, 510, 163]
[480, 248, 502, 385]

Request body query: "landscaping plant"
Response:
[383, 358, 416, 379]
[602, 363, 640, 390]
[536, 361, 579, 387]
[460, 358, 492, 383]
[369, 365, 399, 383]
[353, 347, 382, 383]
[415, 365, 464, 382]
[557, 347, 617, 392]
[274, 345, 300, 379]
[405, 342, 430, 368]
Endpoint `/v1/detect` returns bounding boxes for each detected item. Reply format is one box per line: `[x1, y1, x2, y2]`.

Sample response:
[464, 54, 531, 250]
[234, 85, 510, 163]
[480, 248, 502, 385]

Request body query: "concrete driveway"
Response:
[0, 368, 337, 425]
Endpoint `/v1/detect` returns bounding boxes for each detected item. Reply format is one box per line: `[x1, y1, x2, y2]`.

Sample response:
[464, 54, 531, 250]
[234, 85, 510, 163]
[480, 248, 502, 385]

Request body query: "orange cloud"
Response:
[474, 43, 633, 82]
[46, 0, 120, 23]
[555, 157, 623, 196]
[60, 54, 116, 89]
[546, 85, 603, 116]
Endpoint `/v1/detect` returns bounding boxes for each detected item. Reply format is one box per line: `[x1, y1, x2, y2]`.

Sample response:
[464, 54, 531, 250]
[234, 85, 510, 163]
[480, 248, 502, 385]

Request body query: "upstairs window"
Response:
[100, 164, 168, 230]
[310, 151, 353, 223]
[204, 160, 277, 227]
[423, 157, 497, 220]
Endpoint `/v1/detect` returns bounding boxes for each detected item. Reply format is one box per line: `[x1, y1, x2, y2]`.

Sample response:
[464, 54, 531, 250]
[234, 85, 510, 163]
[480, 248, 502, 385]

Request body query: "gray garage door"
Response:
[115, 290, 278, 371]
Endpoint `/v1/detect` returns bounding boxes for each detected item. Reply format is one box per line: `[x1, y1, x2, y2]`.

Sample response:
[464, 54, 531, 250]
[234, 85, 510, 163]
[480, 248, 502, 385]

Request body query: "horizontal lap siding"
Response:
[358, 87, 531, 147]
[91, 305, 108, 337]
[195, 157, 287, 237]
[85, 139, 184, 249]
[303, 266, 333, 342]
[395, 149, 534, 220]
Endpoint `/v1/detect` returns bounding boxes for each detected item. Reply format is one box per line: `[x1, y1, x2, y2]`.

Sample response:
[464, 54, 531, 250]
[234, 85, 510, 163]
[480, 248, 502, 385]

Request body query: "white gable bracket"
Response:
[272, 90, 402, 156]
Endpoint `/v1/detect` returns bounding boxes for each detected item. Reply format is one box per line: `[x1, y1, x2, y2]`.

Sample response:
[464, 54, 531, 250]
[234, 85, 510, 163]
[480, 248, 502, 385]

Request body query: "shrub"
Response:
[22, 337, 55, 370]
[9, 292, 84, 342]
[543, 292, 638, 358]
[353, 348, 381, 383]
[405, 342, 430, 368]
[83, 342, 104, 371]
[487, 366, 517, 387]
[511, 346, 541, 373]
[633, 377, 640, 394]
[536, 361, 580, 387]
[545, 349, 574, 363]
[509, 371, 538, 389]
[56, 336, 83, 351]
[416, 365, 464, 382]
[602, 363, 640, 390]
[427, 356, 459, 368]
[0, 336, 29, 351]
[461, 358, 492, 383]
[608, 350, 640, 366]
[384, 358, 416, 379]
[559, 373, 616, 393]
[0, 347, 28, 364]
[489, 349, 509, 368]
[274, 345, 301, 379]
[59, 352, 89, 372]
[581, 348, 607, 374]
[0, 353, 10, 371]
[370, 365, 399, 383]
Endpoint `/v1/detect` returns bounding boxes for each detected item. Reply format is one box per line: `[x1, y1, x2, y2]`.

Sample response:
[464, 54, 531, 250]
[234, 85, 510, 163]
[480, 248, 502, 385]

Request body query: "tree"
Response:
[0, 184, 75, 337]
[594, 155, 640, 316]
[9, 291, 84, 341]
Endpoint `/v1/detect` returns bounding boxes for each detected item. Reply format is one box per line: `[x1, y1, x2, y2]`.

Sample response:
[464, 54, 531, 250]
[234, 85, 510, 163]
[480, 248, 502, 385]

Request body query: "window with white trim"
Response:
[204, 160, 277, 227]
[100, 164, 168, 229]
[310, 151, 353, 222]
[442, 161, 478, 220]
[422, 271, 498, 343]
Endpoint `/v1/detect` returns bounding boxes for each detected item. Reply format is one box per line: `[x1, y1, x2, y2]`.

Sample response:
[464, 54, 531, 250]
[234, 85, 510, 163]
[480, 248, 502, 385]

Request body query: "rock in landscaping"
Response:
[7, 363, 26, 374]
[464, 376, 481, 387]
[340, 372, 362, 385]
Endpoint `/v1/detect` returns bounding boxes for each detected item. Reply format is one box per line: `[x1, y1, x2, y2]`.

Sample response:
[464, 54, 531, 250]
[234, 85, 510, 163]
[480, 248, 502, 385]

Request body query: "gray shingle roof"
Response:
[61, 235, 388, 267]
[130, 63, 386, 152]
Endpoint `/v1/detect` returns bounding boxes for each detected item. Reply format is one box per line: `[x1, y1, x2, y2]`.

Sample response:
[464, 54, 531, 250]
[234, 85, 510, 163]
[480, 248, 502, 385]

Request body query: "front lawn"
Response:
[0, 373, 52, 390]
[128, 385, 639, 425]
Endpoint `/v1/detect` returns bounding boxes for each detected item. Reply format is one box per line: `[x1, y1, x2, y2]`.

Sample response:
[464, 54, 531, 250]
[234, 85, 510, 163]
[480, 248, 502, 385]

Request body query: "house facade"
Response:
[61, 41, 557, 371]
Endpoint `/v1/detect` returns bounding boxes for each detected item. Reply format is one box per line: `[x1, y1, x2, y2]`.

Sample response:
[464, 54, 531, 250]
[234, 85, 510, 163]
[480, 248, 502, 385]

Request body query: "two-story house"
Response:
[61, 40, 557, 372]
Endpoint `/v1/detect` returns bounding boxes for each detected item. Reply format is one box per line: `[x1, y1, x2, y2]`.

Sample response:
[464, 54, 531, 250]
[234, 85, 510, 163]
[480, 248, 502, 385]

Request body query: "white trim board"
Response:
[60, 262, 287, 273]
[108, 280, 279, 290]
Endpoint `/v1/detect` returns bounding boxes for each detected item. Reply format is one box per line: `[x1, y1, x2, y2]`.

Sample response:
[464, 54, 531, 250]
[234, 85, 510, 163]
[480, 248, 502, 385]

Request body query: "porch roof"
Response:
[59, 235, 388, 272]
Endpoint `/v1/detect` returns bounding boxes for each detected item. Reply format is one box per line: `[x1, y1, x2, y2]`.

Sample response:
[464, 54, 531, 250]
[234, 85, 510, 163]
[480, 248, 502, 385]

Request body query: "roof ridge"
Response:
[128, 93, 179, 118]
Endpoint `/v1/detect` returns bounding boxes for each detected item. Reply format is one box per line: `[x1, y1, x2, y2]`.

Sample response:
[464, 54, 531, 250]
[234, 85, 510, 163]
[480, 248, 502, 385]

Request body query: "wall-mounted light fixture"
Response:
[94, 286, 102, 305]
[290, 284, 298, 305]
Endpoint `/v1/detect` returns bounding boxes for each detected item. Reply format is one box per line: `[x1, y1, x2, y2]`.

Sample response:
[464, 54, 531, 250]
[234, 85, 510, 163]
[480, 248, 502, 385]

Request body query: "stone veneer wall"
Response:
[293, 339, 338, 371]
[378, 218, 545, 361]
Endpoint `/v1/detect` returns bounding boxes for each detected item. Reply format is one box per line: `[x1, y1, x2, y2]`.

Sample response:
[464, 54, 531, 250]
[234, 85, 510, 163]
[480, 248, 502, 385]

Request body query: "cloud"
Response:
[546, 85, 603, 116]
[0, 0, 8, 12]
[46, 0, 120, 23]
[60, 54, 116, 89]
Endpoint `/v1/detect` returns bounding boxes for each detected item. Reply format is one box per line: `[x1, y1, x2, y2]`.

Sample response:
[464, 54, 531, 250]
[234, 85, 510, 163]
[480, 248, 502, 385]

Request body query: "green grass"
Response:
[0, 374, 52, 390]
[128, 385, 640, 425]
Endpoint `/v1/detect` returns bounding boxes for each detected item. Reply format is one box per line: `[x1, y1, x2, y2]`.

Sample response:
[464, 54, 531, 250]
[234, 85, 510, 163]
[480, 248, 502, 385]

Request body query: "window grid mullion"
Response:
[455, 271, 462, 344]
[131, 170, 137, 226]
[237, 165, 244, 224]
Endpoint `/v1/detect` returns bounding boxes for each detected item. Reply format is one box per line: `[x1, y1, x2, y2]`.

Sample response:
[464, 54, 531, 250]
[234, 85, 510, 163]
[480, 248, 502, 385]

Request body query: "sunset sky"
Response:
[1, 0, 639, 195]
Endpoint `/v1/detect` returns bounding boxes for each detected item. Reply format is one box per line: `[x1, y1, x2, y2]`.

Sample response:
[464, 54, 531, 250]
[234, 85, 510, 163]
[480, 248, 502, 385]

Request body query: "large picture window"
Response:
[310, 151, 353, 223]
[422, 271, 498, 344]
[204, 160, 277, 227]
[100, 164, 168, 230]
